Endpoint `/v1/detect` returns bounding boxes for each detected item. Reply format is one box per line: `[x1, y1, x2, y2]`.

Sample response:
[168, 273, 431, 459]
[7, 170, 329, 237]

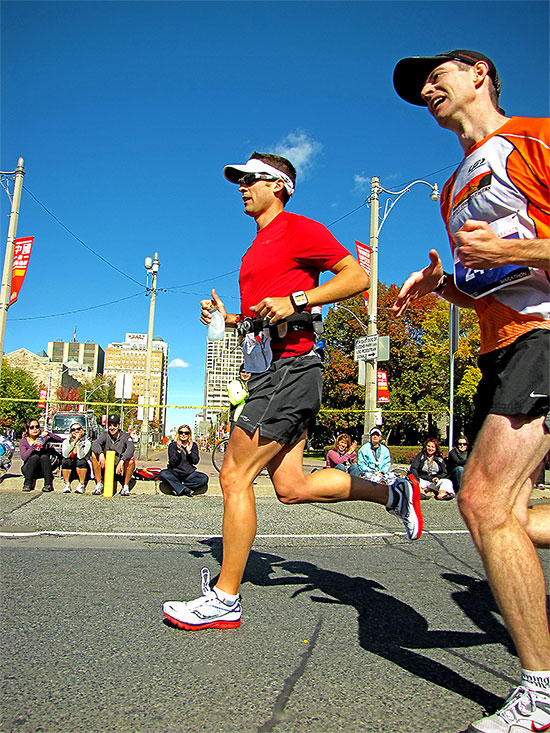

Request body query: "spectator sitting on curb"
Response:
[91, 414, 135, 496]
[325, 433, 358, 473]
[158, 424, 208, 496]
[356, 427, 395, 483]
[61, 422, 92, 494]
[409, 438, 455, 500]
[446, 435, 469, 493]
[19, 418, 62, 492]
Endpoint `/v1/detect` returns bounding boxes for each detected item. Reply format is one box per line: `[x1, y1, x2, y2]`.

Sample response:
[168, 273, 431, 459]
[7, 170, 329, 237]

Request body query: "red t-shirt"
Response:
[239, 211, 350, 358]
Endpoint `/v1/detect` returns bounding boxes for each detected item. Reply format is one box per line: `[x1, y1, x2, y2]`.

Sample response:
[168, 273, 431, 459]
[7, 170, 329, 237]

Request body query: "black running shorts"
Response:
[235, 351, 323, 445]
[471, 328, 550, 439]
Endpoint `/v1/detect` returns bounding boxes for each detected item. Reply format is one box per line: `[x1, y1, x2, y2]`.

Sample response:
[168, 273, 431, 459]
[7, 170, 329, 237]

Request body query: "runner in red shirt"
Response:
[163, 151, 423, 631]
[393, 49, 550, 732]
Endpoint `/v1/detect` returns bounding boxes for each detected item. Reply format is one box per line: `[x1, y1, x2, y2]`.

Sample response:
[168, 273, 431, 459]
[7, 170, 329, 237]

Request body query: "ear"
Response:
[472, 60, 490, 90]
[272, 179, 286, 195]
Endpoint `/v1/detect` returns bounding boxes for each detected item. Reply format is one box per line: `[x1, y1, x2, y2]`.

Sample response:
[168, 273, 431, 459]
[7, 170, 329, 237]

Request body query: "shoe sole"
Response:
[163, 611, 241, 630]
[406, 474, 423, 541]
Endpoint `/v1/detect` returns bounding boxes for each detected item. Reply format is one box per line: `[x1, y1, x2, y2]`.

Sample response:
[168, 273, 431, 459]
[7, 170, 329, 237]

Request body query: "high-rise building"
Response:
[103, 333, 168, 434]
[47, 340, 105, 378]
[202, 329, 242, 432]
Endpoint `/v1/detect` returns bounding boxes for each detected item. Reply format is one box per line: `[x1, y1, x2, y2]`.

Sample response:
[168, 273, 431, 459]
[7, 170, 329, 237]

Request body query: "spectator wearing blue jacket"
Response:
[356, 428, 392, 481]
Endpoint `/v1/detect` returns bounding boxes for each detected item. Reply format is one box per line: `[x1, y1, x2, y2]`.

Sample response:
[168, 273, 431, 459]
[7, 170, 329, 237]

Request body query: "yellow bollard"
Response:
[103, 450, 116, 497]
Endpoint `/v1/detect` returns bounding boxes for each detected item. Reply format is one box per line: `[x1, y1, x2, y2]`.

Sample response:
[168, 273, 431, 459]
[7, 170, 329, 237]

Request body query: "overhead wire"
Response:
[23, 186, 145, 288]
[15, 160, 460, 322]
[10, 292, 144, 321]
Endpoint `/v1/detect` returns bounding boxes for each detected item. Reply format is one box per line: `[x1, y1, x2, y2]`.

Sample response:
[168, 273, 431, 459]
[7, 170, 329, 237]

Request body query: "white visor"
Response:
[223, 158, 295, 197]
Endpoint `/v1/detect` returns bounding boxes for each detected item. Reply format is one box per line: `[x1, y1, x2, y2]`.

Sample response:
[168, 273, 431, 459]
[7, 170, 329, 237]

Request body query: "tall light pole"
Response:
[362, 176, 440, 442]
[0, 158, 25, 373]
[139, 253, 159, 460]
[84, 381, 110, 415]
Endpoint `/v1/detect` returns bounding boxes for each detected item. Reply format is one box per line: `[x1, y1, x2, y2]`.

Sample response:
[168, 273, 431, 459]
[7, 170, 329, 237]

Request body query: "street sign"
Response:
[354, 334, 378, 361]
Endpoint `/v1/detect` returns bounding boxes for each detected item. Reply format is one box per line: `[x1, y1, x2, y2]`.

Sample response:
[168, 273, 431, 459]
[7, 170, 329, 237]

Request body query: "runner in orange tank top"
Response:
[393, 50, 550, 733]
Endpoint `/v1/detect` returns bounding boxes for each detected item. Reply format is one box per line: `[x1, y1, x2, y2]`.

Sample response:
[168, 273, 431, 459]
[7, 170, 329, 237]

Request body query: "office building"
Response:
[104, 333, 168, 434]
[201, 328, 242, 433]
[47, 340, 105, 378]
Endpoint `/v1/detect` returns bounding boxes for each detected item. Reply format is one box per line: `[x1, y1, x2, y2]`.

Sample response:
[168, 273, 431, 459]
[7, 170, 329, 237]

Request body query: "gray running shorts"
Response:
[472, 328, 550, 439]
[235, 351, 323, 445]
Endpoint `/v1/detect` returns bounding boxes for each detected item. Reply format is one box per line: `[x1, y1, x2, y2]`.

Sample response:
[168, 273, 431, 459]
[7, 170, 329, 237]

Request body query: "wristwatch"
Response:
[433, 273, 449, 293]
[290, 290, 308, 312]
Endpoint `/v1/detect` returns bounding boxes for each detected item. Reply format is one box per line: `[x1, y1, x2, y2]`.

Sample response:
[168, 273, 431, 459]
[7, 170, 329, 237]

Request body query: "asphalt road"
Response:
[1, 483, 548, 733]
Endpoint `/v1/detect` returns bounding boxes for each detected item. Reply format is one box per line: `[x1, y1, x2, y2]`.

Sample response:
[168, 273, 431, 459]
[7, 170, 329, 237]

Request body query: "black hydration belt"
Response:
[237, 312, 314, 343]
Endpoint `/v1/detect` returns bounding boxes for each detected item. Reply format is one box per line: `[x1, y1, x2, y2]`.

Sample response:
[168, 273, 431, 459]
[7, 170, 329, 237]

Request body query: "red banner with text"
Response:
[38, 388, 48, 409]
[355, 240, 370, 307]
[9, 236, 34, 307]
[377, 370, 390, 403]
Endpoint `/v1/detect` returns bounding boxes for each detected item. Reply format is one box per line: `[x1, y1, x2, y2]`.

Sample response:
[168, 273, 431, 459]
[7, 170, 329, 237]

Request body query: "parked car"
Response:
[48, 410, 99, 455]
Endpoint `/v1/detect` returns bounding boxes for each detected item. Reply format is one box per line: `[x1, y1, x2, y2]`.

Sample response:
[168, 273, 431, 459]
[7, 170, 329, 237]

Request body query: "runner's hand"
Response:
[392, 250, 443, 317]
[250, 296, 294, 324]
[455, 219, 506, 269]
[200, 288, 227, 325]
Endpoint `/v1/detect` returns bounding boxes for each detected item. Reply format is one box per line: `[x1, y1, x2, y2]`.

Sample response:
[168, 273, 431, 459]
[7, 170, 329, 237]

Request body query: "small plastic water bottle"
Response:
[207, 308, 225, 341]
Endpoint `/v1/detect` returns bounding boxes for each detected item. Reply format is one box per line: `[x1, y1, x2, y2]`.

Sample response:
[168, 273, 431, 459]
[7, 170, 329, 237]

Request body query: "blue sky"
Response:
[1, 0, 549, 432]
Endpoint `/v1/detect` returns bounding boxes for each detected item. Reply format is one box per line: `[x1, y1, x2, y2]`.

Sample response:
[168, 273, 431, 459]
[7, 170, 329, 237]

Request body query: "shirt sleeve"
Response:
[293, 217, 351, 272]
[121, 436, 135, 461]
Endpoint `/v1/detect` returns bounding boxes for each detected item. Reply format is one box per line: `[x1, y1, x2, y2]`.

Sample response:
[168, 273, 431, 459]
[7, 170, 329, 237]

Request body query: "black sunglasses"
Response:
[238, 173, 278, 187]
[71, 427, 82, 432]
[29, 424, 40, 429]
[179, 430, 190, 435]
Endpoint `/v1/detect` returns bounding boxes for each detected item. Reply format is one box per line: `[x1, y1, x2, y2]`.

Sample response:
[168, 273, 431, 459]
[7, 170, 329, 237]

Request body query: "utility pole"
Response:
[363, 176, 380, 443]
[139, 253, 159, 460]
[0, 158, 25, 372]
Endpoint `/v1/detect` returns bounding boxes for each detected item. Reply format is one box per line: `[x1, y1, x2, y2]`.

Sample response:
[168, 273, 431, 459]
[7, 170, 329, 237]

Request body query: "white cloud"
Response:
[354, 173, 370, 192]
[168, 358, 189, 368]
[273, 131, 322, 179]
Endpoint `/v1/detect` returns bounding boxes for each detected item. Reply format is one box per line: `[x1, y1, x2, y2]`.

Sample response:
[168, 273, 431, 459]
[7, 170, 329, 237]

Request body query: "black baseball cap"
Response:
[393, 49, 501, 107]
[107, 414, 120, 426]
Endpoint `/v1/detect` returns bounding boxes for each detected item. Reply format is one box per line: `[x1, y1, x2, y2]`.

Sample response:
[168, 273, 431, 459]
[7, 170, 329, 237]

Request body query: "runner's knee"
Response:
[272, 474, 308, 504]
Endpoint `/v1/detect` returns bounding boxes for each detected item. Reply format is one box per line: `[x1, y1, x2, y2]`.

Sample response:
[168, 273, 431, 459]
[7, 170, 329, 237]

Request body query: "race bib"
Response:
[454, 213, 532, 299]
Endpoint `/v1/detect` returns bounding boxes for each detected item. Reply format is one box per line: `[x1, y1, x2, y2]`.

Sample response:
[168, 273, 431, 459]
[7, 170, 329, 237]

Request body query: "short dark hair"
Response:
[453, 60, 500, 110]
[249, 151, 296, 205]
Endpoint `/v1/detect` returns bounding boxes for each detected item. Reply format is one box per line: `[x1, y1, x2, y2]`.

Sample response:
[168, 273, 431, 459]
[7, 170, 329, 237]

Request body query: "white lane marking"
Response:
[0, 529, 470, 539]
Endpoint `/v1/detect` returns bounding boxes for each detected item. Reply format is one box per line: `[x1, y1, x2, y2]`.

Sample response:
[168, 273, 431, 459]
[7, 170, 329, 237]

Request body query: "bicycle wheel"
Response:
[212, 439, 229, 473]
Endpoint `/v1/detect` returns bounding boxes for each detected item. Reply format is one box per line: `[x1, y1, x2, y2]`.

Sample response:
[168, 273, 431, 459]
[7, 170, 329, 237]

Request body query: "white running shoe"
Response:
[469, 686, 550, 732]
[74, 483, 85, 494]
[63, 483, 71, 493]
[92, 483, 103, 495]
[163, 568, 242, 630]
[120, 485, 130, 496]
[386, 474, 423, 540]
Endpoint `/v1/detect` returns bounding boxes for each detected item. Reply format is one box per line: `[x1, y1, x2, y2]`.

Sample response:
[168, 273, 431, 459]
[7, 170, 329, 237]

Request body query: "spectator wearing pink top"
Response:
[326, 433, 358, 474]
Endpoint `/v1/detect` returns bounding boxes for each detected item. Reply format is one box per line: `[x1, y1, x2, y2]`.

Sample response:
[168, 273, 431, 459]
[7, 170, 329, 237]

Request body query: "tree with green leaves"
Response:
[0, 361, 39, 437]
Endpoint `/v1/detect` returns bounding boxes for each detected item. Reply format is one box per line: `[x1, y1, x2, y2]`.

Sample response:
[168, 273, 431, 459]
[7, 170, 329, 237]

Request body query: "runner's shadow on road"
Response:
[195, 540, 508, 713]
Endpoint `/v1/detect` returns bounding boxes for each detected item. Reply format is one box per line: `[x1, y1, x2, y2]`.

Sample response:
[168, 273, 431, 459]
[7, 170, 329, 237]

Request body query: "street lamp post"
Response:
[139, 253, 160, 461]
[362, 176, 440, 443]
[84, 381, 110, 411]
[0, 158, 25, 374]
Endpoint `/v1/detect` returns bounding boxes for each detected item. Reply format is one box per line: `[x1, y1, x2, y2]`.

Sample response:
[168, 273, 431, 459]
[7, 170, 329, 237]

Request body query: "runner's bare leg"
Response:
[217, 427, 390, 595]
[457, 413, 550, 670]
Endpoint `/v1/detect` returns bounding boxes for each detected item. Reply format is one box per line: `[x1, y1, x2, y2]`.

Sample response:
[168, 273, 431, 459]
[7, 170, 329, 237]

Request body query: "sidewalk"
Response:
[0, 447, 328, 498]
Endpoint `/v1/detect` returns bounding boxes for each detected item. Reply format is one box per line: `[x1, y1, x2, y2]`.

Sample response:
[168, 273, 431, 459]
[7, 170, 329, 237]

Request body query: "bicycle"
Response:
[211, 437, 270, 478]
[0, 434, 15, 482]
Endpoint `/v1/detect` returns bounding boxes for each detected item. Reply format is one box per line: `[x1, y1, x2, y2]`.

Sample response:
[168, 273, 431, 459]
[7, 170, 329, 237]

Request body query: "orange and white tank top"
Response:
[440, 117, 550, 354]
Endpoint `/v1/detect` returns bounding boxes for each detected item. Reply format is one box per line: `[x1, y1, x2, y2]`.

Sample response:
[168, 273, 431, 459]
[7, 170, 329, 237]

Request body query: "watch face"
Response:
[293, 291, 307, 307]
